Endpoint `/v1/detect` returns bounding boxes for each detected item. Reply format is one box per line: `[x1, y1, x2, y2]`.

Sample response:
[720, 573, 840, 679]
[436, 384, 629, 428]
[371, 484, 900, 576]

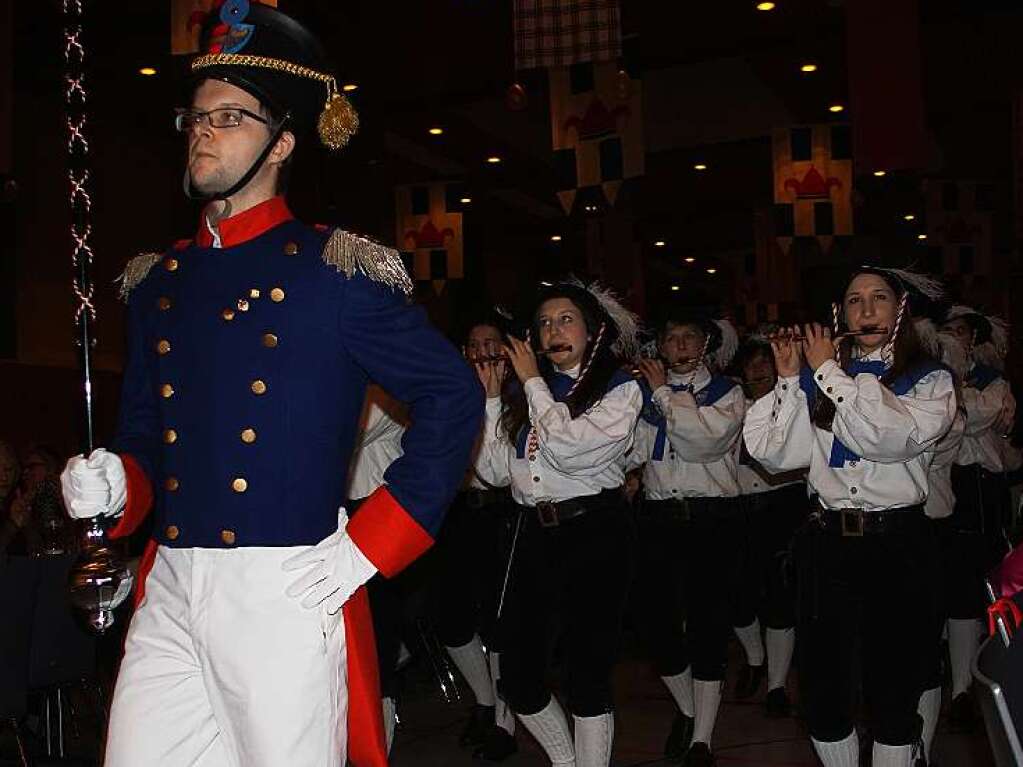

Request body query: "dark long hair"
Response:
[500, 283, 624, 442]
[812, 269, 935, 430]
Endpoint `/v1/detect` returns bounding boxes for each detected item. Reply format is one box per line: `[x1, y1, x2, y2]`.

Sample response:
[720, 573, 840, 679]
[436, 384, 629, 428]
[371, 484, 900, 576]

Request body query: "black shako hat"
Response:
[192, 0, 357, 150]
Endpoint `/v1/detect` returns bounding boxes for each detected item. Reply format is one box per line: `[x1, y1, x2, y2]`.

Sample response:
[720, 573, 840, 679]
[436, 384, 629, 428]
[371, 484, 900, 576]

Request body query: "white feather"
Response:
[936, 330, 970, 381]
[711, 319, 739, 370]
[914, 318, 940, 358]
[877, 267, 945, 302]
[566, 277, 642, 359]
[945, 304, 1010, 368]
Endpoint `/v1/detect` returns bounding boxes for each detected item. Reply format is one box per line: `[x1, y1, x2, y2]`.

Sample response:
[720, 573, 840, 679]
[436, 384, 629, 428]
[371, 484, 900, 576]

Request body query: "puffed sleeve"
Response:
[652, 384, 746, 463]
[743, 375, 814, 472]
[473, 397, 513, 488]
[525, 378, 643, 476]
[962, 378, 1012, 437]
[813, 359, 955, 463]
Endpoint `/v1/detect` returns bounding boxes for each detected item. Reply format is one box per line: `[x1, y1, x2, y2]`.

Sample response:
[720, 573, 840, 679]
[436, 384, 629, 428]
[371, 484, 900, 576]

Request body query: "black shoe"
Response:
[765, 687, 791, 718]
[460, 705, 496, 747]
[948, 692, 977, 732]
[472, 726, 518, 761]
[682, 741, 716, 767]
[664, 712, 695, 761]
[734, 663, 766, 699]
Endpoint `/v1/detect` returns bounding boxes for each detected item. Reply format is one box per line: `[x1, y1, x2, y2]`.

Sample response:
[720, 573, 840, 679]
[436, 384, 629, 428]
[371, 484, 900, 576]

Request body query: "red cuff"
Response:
[346, 486, 433, 578]
[109, 454, 154, 539]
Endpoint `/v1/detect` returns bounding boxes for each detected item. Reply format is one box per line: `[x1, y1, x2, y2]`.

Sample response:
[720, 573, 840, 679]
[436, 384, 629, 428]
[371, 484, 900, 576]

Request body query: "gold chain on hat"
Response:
[192, 52, 359, 150]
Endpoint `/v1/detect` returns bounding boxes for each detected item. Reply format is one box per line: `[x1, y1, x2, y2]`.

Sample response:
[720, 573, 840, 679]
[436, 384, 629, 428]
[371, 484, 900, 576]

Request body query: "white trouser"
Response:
[105, 545, 347, 767]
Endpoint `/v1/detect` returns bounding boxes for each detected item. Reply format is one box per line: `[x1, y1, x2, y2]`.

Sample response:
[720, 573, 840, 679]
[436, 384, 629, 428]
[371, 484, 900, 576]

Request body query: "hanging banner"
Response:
[395, 183, 464, 296]
[514, 0, 621, 72]
[171, 0, 277, 55]
[549, 61, 643, 213]
[772, 124, 853, 253]
[925, 179, 993, 281]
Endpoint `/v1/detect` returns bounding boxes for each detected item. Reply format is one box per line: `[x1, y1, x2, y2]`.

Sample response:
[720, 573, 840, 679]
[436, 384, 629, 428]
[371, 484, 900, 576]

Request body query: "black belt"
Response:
[464, 488, 506, 510]
[522, 488, 619, 528]
[639, 498, 691, 522]
[815, 503, 925, 537]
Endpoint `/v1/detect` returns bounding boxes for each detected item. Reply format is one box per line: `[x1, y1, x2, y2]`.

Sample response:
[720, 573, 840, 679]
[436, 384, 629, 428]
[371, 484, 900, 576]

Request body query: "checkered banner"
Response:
[925, 180, 993, 279]
[514, 0, 621, 71]
[171, 0, 277, 55]
[395, 183, 463, 296]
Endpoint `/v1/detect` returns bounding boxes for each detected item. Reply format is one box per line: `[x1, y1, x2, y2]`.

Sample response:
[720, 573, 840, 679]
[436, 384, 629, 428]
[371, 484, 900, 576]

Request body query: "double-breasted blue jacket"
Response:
[110, 197, 483, 572]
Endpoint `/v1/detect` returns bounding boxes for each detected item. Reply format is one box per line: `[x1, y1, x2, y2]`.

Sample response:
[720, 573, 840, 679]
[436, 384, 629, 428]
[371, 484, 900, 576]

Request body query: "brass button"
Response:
[237, 299, 250, 312]
[250, 289, 261, 299]
[240, 428, 257, 444]
[221, 529, 237, 546]
[284, 241, 299, 256]
[232, 477, 248, 493]
[164, 257, 179, 272]
[165, 525, 179, 540]
[251, 379, 267, 395]
[163, 429, 178, 444]
[270, 287, 285, 303]
[262, 333, 278, 348]
[222, 309, 236, 321]
[165, 476, 180, 492]
[160, 383, 175, 398]
[156, 339, 171, 355]
[158, 296, 172, 311]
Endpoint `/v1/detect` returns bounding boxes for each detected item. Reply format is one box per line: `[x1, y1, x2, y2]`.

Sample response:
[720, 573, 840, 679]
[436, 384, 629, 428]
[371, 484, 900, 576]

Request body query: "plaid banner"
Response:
[514, 0, 621, 71]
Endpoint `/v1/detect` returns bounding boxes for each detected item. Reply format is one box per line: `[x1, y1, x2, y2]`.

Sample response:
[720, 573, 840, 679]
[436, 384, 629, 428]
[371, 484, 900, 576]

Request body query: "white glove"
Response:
[282, 510, 378, 615]
[60, 448, 127, 520]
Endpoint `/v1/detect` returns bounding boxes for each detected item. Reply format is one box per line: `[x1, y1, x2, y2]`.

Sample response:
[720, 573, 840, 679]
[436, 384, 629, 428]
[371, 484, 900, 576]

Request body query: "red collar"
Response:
[195, 196, 294, 248]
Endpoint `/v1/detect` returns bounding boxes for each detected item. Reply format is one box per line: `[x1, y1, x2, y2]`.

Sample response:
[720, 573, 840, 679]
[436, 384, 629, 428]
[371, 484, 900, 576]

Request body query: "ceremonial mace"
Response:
[62, 0, 132, 633]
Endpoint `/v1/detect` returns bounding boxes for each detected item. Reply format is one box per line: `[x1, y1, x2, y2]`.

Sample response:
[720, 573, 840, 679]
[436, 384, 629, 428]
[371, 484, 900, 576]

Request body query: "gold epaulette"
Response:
[117, 252, 163, 302]
[321, 228, 413, 296]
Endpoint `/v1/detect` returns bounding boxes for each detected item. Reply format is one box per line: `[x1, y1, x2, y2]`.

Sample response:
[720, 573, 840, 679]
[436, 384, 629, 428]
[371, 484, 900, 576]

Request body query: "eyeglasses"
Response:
[174, 107, 269, 133]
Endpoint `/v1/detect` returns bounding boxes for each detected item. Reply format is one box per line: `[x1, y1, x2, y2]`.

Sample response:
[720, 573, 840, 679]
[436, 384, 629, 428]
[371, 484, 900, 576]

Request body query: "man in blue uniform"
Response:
[59, 3, 482, 765]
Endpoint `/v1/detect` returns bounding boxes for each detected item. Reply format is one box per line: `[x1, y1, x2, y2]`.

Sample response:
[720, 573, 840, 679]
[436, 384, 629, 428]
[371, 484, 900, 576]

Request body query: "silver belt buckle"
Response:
[536, 501, 559, 528]
[841, 508, 864, 537]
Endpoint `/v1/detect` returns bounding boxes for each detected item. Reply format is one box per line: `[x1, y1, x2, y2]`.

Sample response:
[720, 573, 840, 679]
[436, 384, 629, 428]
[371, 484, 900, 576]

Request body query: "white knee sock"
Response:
[948, 618, 981, 697]
[573, 713, 613, 767]
[918, 686, 941, 762]
[811, 731, 859, 767]
[382, 696, 397, 754]
[446, 635, 496, 707]
[488, 651, 515, 735]
[734, 618, 765, 666]
[518, 697, 575, 766]
[766, 627, 795, 691]
[872, 741, 914, 767]
[691, 679, 722, 746]
[660, 667, 694, 717]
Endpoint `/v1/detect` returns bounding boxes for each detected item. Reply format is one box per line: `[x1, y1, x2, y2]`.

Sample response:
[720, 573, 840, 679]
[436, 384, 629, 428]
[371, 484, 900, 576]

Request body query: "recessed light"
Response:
[342, 83, 358, 92]
[800, 63, 818, 73]
[139, 67, 157, 76]
[829, 104, 845, 113]
[487, 156, 502, 164]
[550, 235, 562, 242]
[917, 234, 928, 240]
[654, 240, 666, 247]
[904, 214, 916, 221]
[460, 197, 472, 204]
[873, 170, 886, 177]
[706, 268, 717, 274]
[684, 257, 695, 263]
[671, 285, 680, 292]
[428, 127, 444, 136]
[756, 1, 776, 10]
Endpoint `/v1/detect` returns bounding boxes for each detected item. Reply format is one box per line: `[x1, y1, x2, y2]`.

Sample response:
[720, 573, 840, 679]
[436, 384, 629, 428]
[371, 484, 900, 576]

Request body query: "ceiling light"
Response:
[550, 235, 562, 242]
[694, 163, 708, 171]
[342, 83, 358, 92]
[873, 170, 886, 177]
[800, 63, 818, 73]
[460, 197, 472, 204]
[487, 156, 502, 164]
[654, 240, 666, 247]
[671, 285, 680, 292]
[903, 214, 916, 221]
[756, 1, 776, 10]
[828, 104, 845, 113]
[138, 67, 157, 76]
[684, 257, 695, 263]
[428, 127, 443, 136]
[917, 234, 927, 240]
[706, 268, 717, 274]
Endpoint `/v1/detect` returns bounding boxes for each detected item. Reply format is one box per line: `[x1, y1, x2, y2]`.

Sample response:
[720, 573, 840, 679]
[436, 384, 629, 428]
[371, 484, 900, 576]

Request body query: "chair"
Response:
[973, 588, 1023, 767]
[0, 556, 41, 766]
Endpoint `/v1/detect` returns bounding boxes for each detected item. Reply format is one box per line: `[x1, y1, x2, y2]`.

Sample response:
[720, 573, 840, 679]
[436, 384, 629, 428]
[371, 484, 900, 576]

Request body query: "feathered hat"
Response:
[944, 305, 1010, 371]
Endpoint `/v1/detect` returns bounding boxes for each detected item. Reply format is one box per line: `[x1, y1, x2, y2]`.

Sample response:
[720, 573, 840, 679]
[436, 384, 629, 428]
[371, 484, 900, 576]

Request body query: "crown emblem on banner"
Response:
[563, 98, 631, 141]
[404, 219, 455, 250]
[783, 166, 842, 199]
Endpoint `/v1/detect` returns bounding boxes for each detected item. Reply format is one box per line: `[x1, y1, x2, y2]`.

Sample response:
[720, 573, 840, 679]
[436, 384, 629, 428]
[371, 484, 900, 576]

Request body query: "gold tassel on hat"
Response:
[318, 79, 359, 150]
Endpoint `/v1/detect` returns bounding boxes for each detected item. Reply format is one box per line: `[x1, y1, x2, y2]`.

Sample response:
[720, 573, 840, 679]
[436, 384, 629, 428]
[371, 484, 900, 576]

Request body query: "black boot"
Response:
[473, 726, 518, 762]
[733, 663, 766, 700]
[460, 705, 496, 747]
[682, 741, 716, 767]
[664, 712, 695, 762]
[765, 687, 791, 718]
